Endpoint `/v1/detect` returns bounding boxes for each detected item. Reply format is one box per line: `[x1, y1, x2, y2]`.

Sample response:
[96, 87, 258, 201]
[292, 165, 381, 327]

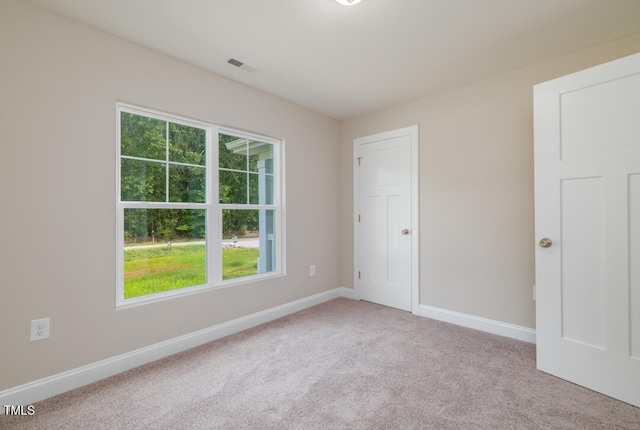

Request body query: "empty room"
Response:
[1, 0, 640, 428]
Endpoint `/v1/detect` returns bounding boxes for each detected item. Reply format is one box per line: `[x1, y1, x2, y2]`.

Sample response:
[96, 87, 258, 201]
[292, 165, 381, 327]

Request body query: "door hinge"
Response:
[358, 271, 361, 279]
[357, 157, 361, 166]
[358, 214, 361, 222]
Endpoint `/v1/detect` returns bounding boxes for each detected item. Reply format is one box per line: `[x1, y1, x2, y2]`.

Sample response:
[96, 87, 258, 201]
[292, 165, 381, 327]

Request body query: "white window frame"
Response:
[116, 103, 284, 308]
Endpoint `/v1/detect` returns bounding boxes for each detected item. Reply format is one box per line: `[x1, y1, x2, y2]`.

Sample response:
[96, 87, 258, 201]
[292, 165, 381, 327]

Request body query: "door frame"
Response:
[353, 125, 420, 314]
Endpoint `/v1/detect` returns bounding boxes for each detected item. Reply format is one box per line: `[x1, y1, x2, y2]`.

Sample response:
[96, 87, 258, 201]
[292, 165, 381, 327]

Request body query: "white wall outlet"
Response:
[30, 318, 50, 341]
[310, 265, 316, 276]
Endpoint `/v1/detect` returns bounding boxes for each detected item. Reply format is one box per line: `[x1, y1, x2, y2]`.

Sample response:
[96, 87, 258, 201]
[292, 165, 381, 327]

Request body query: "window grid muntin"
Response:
[165, 121, 169, 202]
[218, 129, 278, 206]
[121, 155, 206, 170]
[119, 107, 209, 205]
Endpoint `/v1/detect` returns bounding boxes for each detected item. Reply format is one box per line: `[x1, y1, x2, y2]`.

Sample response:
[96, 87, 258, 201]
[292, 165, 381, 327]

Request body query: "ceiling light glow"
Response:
[336, 0, 362, 5]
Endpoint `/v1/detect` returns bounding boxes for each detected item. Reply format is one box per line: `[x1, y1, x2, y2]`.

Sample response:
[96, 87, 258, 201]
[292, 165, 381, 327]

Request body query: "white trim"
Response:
[419, 304, 536, 344]
[353, 141, 361, 300]
[409, 128, 419, 314]
[0, 288, 345, 409]
[353, 125, 420, 314]
[218, 127, 281, 146]
[338, 286, 356, 299]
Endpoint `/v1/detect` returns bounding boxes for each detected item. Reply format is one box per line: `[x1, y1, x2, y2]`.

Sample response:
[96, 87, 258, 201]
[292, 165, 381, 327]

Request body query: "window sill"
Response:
[116, 271, 284, 310]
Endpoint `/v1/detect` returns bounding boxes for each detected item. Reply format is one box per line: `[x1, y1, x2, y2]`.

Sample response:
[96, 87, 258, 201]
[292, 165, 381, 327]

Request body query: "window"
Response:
[116, 104, 282, 306]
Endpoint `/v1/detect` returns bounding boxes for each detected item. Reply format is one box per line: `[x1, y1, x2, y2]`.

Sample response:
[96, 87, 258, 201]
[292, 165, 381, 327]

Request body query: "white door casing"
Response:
[354, 125, 419, 313]
[534, 52, 640, 407]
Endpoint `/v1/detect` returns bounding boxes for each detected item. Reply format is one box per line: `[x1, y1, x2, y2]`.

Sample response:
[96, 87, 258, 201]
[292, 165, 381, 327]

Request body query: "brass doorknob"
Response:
[402, 229, 410, 235]
[539, 238, 552, 248]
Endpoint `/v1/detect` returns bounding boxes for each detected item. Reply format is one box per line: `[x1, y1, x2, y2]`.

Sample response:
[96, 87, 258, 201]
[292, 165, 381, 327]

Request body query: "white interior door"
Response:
[534, 52, 640, 407]
[354, 126, 419, 313]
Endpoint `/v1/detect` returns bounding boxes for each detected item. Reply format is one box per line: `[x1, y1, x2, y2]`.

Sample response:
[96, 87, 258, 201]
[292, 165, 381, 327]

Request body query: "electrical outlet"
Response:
[30, 318, 50, 341]
[310, 265, 316, 276]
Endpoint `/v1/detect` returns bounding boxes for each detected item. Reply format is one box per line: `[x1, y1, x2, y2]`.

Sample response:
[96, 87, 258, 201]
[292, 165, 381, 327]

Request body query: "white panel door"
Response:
[534, 52, 640, 407]
[354, 126, 418, 312]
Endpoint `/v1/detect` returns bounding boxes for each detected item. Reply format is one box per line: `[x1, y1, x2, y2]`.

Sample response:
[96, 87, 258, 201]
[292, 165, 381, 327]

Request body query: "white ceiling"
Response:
[22, 0, 640, 120]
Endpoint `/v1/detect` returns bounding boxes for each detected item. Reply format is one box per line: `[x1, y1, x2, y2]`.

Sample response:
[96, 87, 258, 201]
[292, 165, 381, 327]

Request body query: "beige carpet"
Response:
[2, 298, 639, 429]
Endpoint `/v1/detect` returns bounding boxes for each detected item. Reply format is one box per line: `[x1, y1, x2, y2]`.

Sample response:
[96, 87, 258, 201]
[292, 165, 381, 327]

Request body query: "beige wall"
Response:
[340, 33, 640, 329]
[0, 0, 340, 391]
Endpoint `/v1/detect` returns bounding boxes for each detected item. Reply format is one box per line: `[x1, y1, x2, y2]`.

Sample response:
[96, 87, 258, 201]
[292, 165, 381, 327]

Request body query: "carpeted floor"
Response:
[2, 298, 639, 429]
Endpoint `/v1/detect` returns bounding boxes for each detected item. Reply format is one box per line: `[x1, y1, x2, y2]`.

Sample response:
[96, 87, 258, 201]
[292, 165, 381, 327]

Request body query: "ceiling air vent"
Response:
[227, 58, 256, 73]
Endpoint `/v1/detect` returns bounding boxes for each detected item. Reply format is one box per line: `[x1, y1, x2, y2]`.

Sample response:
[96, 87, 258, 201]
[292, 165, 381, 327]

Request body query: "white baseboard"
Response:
[338, 286, 356, 299]
[1, 289, 532, 410]
[0, 288, 347, 409]
[419, 304, 536, 344]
